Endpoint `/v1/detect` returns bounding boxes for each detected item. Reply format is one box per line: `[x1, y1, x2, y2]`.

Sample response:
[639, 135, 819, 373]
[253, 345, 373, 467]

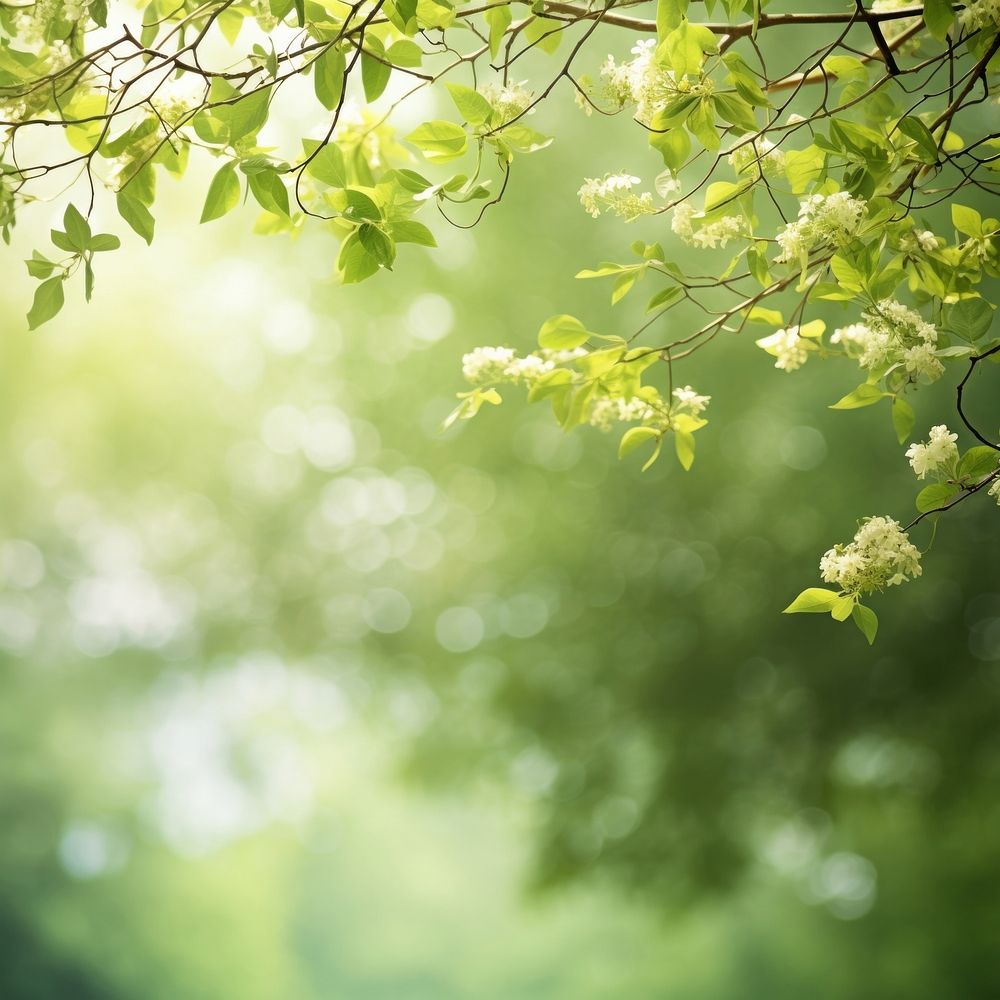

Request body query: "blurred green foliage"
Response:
[2, 37, 1000, 997]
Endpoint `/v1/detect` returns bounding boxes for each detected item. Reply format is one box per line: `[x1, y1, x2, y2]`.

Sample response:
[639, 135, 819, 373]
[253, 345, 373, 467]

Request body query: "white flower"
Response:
[820, 516, 922, 595]
[833, 300, 943, 383]
[671, 385, 711, 415]
[905, 425, 959, 479]
[776, 191, 867, 266]
[756, 326, 810, 372]
[671, 203, 745, 248]
[916, 229, 940, 252]
[578, 173, 655, 220]
[989, 474, 1000, 506]
[900, 228, 941, 255]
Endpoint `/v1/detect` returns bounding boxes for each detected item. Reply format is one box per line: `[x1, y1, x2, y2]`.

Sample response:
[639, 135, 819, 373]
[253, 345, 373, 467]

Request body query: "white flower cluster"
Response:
[481, 82, 533, 124]
[461, 346, 561, 386]
[776, 192, 867, 265]
[905, 425, 958, 479]
[989, 470, 1000, 506]
[844, 300, 943, 381]
[588, 396, 656, 429]
[599, 39, 673, 120]
[729, 138, 785, 176]
[671, 203, 745, 249]
[587, 384, 710, 431]
[820, 516, 922, 595]
[578, 173, 655, 220]
[15, 0, 81, 46]
[756, 326, 810, 372]
[959, 0, 1000, 30]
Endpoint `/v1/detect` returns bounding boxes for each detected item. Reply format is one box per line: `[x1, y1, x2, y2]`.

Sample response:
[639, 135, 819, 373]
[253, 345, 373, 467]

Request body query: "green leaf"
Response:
[50, 230, 77, 254]
[337, 231, 380, 284]
[645, 285, 681, 312]
[200, 162, 241, 224]
[783, 588, 842, 614]
[25, 253, 56, 279]
[390, 220, 437, 247]
[618, 426, 659, 459]
[538, 314, 589, 350]
[713, 93, 757, 132]
[830, 384, 889, 410]
[944, 298, 994, 341]
[495, 125, 551, 153]
[649, 127, 691, 172]
[484, 4, 512, 60]
[386, 39, 423, 67]
[406, 120, 468, 162]
[87, 233, 121, 252]
[923, 0, 954, 40]
[852, 604, 878, 645]
[674, 428, 695, 471]
[314, 46, 346, 111]
[446, 83, 493, 127]
[952, 203, 983, 238]
[218, 86, 272, 144]
[642, 438, 663, 472]
[655, 0, 688, 38]
[362, 41, 392, 102]
[27, 276, 65, 330]
[891, 397, 915, 444]
[830, 594, 855, 621]
[117, 191, 155, 245]
[958, 445, 999, 481]
[338, 188, 382, 222]
[62, 203, 91, 251]
[897, 116, 938, 164]
[357, 223, 395, 267]
[248, 169, 290, 217]
[303, 140, 348, 188]
[915, 482, 960, 513]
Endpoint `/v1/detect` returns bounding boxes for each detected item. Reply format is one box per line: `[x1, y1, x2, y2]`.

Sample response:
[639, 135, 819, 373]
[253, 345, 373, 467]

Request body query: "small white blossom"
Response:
[756, 326, 810, 372]
[820, 516, 922, 594]
[578, 173, 655, 220]
[989, 472, 1000, 506]
[905, 425, 959, 479]
[671, 385, 711, 415]
[899, 228, 941, 255]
